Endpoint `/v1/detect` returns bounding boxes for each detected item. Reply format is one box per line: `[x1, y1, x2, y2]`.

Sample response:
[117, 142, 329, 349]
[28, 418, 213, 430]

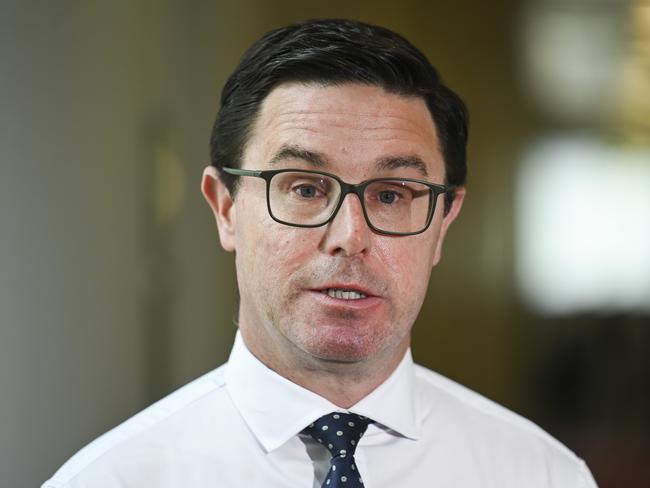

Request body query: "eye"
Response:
[293, 183, 322, 198]
[378, 190, 399, 204]
[367, 181, 420, 206]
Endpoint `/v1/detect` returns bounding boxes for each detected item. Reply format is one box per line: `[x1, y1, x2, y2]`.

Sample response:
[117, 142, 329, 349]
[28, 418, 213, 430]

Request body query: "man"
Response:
[44, 19, 597, 488]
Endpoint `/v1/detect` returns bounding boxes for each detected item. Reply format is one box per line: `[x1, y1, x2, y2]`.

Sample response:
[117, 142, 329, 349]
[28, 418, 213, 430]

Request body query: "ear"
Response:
[201, 166, 236, 252]
[431, 187, 465, 267]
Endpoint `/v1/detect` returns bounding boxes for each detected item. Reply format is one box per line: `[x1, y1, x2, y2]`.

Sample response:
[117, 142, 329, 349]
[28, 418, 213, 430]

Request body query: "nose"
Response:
[320, 193, 371, 257]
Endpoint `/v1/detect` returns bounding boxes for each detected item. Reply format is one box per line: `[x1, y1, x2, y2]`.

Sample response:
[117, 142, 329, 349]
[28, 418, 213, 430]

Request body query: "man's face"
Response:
[204, 83, 463, 370]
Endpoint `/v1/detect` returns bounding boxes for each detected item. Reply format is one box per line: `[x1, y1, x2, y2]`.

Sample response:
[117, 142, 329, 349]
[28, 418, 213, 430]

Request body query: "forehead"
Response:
[245, 82, 444, 179]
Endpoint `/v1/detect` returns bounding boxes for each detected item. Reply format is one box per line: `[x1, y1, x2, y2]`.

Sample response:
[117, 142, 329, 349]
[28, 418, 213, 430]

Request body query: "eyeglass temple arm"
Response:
[221, 167, 263, 177]
[414, 184, 454, 198]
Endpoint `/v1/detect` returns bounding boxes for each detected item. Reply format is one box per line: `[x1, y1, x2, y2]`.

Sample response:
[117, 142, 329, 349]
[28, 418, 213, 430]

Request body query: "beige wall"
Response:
[1, 2, 235, 486]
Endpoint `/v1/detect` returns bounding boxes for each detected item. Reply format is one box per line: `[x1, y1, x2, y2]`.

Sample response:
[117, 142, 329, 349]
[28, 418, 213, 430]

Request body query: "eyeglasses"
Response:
[222, 167, 452, 236]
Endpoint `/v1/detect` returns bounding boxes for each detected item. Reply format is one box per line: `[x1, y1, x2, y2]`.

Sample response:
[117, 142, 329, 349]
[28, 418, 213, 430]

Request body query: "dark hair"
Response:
[210, 19, 468, 208]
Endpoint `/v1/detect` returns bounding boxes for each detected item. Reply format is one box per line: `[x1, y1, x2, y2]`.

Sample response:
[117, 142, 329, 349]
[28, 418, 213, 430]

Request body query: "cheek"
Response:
[380, 235, 435, 270]
[375, 234, 436, 298]
[236, 214, 312, 290]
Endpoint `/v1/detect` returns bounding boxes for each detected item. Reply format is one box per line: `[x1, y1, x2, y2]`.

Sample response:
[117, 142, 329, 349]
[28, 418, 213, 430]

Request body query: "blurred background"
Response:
[1, 0, 648, 486]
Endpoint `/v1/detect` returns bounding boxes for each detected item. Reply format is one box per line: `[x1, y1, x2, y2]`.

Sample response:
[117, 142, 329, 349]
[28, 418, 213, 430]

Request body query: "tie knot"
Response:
[304, 412, 371, 458]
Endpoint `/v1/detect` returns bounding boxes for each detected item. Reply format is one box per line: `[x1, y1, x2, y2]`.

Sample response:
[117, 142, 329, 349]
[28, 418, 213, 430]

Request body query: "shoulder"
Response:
[412, 363, 596, 486]
[42, 364, 230, 488]
[413, 363, 570, 451]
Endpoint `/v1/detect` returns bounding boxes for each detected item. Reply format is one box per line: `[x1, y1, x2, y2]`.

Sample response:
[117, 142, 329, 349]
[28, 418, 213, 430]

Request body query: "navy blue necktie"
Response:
[304, 412, 372, 487]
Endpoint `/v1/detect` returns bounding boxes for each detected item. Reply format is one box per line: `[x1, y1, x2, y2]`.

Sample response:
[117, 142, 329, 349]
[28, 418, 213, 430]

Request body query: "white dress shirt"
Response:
[43, 332, 598, 487]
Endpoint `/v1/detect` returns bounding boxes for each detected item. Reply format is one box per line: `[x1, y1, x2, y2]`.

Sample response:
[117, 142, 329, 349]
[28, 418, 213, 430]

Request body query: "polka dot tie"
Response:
[304, 412, 372, 487]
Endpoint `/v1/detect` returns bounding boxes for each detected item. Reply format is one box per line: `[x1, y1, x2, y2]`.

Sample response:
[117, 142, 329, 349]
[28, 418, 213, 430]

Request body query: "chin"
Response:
[298, 327, 385, 364]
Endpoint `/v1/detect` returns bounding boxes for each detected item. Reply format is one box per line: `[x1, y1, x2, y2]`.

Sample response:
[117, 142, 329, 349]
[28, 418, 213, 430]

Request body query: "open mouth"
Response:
[323, 288, 368, 300]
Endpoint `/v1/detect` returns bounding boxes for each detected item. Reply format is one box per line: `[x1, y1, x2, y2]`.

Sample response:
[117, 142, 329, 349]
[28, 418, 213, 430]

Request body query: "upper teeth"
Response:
[326, 288, 367, 300]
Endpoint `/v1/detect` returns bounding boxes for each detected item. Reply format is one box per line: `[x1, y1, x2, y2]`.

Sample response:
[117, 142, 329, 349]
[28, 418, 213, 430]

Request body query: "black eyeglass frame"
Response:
[221, 166, 453, 236]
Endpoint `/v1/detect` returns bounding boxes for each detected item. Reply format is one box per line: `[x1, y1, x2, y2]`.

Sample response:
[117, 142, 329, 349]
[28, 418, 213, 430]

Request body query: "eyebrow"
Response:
[269, 145, 328, 167]
[269, 144, 429, 177]
[376, 155, 429, 177]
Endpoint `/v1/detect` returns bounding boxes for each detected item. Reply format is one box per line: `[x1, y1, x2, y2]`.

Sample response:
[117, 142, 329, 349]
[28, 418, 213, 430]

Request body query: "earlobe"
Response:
[431, 187, 465, 267]
[201, 166, 237, 252]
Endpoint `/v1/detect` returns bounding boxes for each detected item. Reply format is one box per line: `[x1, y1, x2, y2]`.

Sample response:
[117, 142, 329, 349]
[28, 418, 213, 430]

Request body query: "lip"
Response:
[305, 283, 383, 311]
[310, 283, 379, 298]
[306, 290, 384, 310]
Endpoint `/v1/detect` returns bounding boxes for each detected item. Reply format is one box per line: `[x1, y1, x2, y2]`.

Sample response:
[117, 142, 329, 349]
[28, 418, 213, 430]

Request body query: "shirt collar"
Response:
[225, 331, 422, 452]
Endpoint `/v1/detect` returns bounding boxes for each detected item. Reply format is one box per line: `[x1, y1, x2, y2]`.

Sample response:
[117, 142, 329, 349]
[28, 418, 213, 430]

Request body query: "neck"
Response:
[239, 325, 409, 409]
